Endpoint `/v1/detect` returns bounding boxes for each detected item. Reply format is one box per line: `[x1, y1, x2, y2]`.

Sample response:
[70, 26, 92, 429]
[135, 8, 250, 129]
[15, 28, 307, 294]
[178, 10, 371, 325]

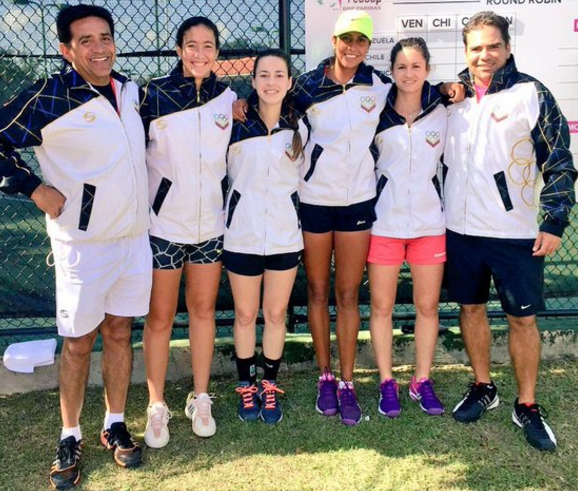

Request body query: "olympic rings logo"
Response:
[360, 96, 376, 104]
[425, 131, 440, 148]
[360, 96, 376, 113]
[214, 113, 230, 130]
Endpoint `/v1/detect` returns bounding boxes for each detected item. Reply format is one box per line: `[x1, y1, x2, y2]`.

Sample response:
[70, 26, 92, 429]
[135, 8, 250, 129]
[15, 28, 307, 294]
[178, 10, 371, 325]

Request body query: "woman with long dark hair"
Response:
[225, 49, 304, 424]
[141, 16, 236, 447]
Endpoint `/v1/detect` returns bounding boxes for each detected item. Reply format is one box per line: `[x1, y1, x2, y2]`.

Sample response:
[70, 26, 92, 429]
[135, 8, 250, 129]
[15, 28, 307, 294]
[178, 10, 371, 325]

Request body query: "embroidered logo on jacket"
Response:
[214, 113, 230, 130]
[491, 105, 509, 123]
[83, 112, 96, 123]
[285, 142, 297, 161]
[360, 96, 376, 113]
[425, 131, 440, 148]
[155, 119, 168, 130]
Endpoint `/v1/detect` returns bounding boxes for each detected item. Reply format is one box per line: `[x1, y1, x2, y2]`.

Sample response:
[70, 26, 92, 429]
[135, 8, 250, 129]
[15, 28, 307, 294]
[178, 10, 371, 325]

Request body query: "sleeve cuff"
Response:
[539, 220, 565, 238]
[20, 173, 43, 198]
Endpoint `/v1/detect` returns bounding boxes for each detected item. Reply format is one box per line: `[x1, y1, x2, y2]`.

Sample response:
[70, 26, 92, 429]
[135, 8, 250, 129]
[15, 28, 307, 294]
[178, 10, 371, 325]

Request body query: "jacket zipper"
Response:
[264, 130, 271, 253]
[407, 124, 413, 235]
[115, 82, 138, 225]
[197, 109, 203, 242]
[344, 84, 352, 205]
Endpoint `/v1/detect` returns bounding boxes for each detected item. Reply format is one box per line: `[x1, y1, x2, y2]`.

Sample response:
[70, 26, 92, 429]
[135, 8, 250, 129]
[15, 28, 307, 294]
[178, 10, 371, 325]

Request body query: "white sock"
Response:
[338, 380, 354, 390]
[61, 426, 82, 442]
[103, 412, 124, 429]
[149, 401, 167, 409]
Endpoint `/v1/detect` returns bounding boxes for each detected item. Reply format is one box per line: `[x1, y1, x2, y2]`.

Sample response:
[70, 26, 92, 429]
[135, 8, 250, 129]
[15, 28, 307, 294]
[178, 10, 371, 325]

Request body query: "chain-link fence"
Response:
[1, 0, 577, 347]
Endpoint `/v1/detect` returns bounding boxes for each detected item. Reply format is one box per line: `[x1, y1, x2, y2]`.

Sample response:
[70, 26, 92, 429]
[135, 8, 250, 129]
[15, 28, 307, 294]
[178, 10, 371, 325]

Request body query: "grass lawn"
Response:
[1, 361, 577, 491]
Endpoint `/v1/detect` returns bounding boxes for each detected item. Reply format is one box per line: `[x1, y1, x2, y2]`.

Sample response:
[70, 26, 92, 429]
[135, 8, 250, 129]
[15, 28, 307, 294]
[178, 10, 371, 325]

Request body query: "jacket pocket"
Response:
[221, 176, 229, 208]
[493, 171, 513, 211]
[226, 189, 241, 229]
[432, 174, 443, 206]
[152, 177, 173, 216]
[78, 183, 96, 231]
[291, 191, 301, 229]
[441, 162, 448, 185]
[376, 175, 388, 201]
[304, 144, 323, 182]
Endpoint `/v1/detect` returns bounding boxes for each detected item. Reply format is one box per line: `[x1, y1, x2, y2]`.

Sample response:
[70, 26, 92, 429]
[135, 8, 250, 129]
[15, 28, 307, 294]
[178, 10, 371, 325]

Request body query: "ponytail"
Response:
[285, 93, 303, 161]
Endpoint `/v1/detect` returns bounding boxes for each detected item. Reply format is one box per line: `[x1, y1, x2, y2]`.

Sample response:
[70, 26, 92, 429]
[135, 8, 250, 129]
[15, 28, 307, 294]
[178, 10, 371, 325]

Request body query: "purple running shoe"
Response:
[316, 368, 338, 416]
[379, 379, 401, 418]
[337, 382, 362, 426]
[409, 377, 444, 416]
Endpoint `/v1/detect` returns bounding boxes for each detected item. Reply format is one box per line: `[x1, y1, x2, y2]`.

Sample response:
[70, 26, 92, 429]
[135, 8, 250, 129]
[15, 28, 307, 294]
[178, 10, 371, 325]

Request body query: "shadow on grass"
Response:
[1, 362, 576, 491]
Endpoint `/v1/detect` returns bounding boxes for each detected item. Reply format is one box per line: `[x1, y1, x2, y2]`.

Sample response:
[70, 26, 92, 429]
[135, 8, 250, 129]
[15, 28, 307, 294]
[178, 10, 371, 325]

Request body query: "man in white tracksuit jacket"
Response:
[445, 11, 576, 452]
[0, 5, 150, 488]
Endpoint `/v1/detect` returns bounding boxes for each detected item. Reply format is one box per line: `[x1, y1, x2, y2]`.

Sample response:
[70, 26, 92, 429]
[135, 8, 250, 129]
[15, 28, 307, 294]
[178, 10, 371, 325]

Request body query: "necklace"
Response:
[396, 105, 422, 122]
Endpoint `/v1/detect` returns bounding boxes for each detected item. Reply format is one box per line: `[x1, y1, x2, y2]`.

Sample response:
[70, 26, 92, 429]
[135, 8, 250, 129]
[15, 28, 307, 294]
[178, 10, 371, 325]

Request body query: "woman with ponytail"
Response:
[224, 49, 305, 424]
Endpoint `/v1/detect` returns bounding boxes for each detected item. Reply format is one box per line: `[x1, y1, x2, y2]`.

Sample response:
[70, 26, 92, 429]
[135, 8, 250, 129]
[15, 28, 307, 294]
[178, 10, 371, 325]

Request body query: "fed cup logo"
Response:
[360, 96, 376, 113]
[491, 105, 509, 123]
[425, 131, 440, 148]
[214, 113, 230, 130]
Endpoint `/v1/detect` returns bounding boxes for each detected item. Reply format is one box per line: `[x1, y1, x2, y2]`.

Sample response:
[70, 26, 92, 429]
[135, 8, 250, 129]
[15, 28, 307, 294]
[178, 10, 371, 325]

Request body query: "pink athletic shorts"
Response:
[367, 234, 446, 266]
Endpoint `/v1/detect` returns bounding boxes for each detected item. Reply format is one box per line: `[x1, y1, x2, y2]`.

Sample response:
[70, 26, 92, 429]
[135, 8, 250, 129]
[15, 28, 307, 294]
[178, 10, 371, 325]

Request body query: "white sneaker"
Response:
[185, 392, 216, 438]
[144, 401, 172, 448]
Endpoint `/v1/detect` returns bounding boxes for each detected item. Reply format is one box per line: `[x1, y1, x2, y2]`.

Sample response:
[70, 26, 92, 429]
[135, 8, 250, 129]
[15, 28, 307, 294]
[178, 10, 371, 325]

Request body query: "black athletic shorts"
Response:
[445, 230, 545, 317]
[223, 250, 303, 276]
[299, 198, 376, 233]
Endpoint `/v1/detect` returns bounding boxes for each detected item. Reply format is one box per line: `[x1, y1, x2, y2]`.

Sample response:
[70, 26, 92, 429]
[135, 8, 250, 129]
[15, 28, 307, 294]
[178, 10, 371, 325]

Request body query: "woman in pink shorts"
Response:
[368, 37, 449, 418]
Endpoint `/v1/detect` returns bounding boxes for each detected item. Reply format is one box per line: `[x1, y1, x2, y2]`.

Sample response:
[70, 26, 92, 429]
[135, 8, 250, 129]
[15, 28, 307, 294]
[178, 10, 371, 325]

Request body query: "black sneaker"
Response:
[512, 398, 557, 451]
[452, 381, 499, 423]
[100, 422, 143, 468]
[49, 436, 82, 490]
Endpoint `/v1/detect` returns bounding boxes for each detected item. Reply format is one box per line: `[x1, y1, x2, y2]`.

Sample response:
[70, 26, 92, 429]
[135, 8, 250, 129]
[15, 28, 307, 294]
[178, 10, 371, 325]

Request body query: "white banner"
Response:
[305, 0, 578, 158]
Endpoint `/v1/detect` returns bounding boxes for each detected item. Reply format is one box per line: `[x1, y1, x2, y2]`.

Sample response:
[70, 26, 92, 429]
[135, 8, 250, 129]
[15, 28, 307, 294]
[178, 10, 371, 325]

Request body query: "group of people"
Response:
[0, 4, 574, 490]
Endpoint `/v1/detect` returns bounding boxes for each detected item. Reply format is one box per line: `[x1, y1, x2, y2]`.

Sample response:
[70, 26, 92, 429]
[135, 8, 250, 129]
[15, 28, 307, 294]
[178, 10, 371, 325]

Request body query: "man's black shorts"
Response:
[445, 230, 545, 317]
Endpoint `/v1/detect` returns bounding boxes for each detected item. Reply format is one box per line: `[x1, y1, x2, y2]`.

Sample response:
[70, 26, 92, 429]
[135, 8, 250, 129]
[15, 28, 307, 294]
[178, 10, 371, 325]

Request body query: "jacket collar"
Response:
[458, 55, 519, 96]
[313, 57, 375, 88]
[385, 81, 442, 119]
[169, 63, 220, 102]
[60, 64, 128, 90]
[246, 90, 297, 133]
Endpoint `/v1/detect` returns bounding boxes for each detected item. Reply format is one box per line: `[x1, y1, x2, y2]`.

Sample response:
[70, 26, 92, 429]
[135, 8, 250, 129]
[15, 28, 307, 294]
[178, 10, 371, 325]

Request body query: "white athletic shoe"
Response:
[144, 401, 172, 449]
[185, 392, 216, 438]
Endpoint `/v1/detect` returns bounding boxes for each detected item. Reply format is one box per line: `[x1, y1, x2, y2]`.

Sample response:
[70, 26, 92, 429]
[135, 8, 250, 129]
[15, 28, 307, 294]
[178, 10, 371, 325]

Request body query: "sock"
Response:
[61, 426, 82, 442]
[236, 354, 257, 385]
[320, 368, 335, 381]
[381, 377, 397, 384]
[263, 356, 282, 382]
[476, 380, 494, 388]
[338, 380, 354, 390]
[411, 376, 429, 391]
[103, 412, 124, 430]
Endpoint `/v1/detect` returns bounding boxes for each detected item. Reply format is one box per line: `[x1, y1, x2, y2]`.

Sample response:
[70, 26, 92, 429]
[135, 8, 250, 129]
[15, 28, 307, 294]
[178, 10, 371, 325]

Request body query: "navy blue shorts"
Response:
[151, 235, 223, 269]
[223, 250, 303, 276]
[445, 230, 545, 317]
[300, 199, 376, 233]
